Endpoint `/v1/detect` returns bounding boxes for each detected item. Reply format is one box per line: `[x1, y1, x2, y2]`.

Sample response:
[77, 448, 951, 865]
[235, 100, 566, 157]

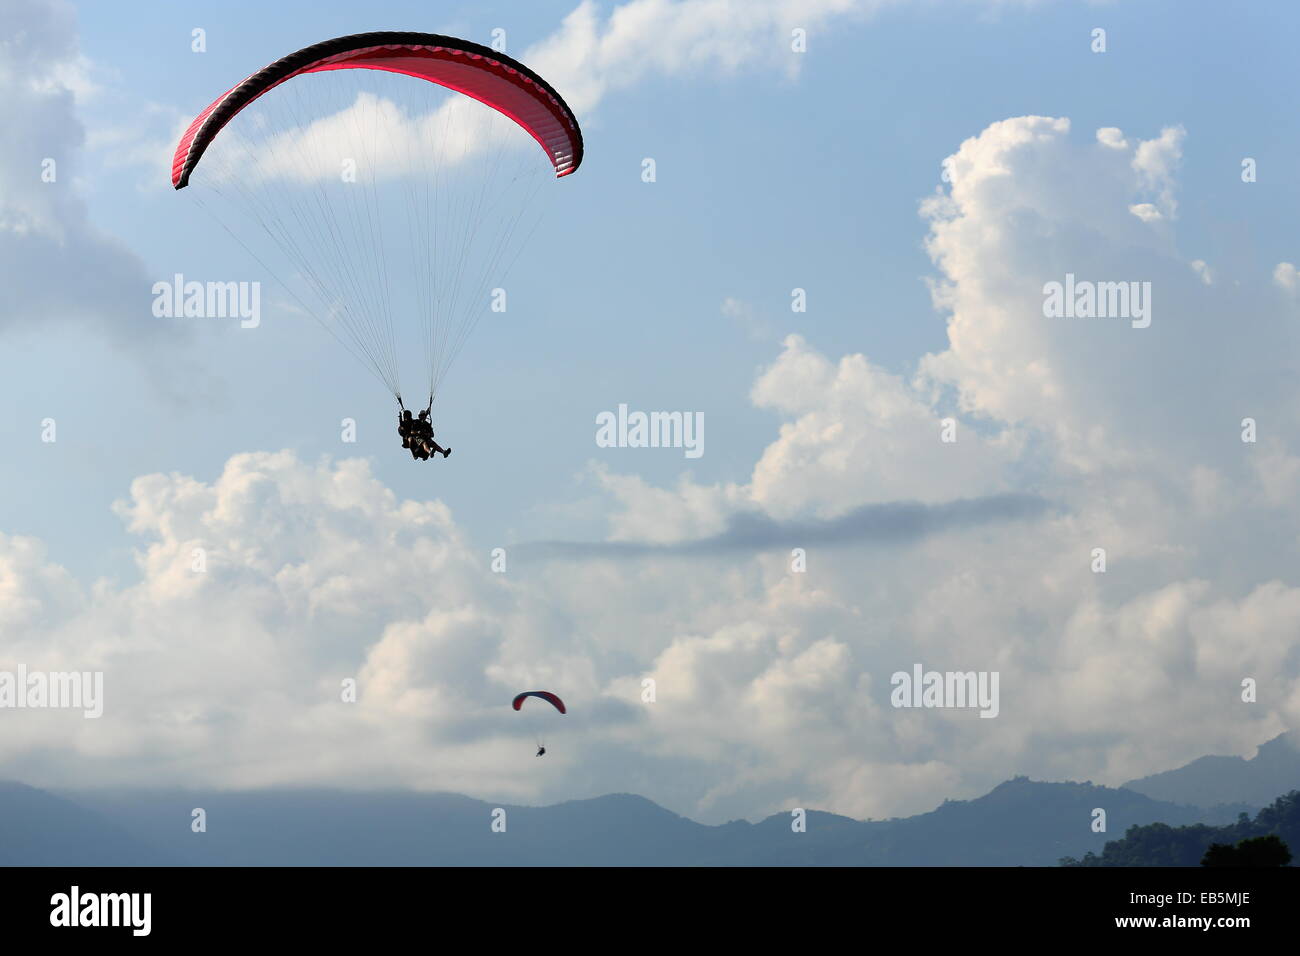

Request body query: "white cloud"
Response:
[1096, 127, 1127, 150]
[1128, 202, 1163, 223]
[527, 0, 888, 115]
[913, 116, 1283, 480]
[539, 113, 1300, 814]
[201, 91, 533, 187]
[1, 360, 1298, 821]
[1274, 261, 1299, 294]
[721, 296, 775, 341]
[1130, 124, 1184, 220]
[0, 0, 184, 359]
[748, 334, 1020, 517]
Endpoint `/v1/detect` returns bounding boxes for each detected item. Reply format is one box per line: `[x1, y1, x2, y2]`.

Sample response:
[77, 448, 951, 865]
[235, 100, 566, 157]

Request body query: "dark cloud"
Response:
[518, 493, 1055, 560]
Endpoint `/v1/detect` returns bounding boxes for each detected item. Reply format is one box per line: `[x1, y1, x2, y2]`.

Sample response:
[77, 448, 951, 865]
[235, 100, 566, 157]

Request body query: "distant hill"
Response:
[851, 777, 1218, 866]
[69, 788, 716, 867]
[9, 730, 1295, 866]
[0, 777, 1229, 866]
[1122, 733, 1300, 808]
[1061, 790, 1300, 866]
[0, 781, 179, 866]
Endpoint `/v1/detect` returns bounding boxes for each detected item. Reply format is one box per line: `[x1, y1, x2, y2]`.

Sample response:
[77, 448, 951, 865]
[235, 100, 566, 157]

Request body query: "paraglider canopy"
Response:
[172, 31, 583, 189]
[512, 691, 566, 714]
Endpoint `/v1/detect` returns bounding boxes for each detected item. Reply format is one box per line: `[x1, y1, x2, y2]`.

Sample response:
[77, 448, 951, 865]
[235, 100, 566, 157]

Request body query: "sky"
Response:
[2, 0, 1299, 824]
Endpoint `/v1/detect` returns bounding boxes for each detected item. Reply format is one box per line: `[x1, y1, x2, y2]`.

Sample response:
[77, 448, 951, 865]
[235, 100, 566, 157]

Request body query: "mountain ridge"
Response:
[3, 736, 1290, 866]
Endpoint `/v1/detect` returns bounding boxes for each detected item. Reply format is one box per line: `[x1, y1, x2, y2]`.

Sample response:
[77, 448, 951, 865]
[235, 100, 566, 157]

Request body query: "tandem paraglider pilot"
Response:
[398, 400, 450, 461]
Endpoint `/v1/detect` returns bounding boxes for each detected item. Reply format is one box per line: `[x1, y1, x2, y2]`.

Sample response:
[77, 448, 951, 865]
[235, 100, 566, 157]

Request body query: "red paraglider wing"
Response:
[512, 691, 566, 714]
[171, 31, 583, 189]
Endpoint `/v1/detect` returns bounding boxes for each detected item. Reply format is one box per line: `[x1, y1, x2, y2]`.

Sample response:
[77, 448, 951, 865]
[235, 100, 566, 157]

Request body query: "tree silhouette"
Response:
[1061, 790, 1299, 865]
[1201, 834, 1292, 867]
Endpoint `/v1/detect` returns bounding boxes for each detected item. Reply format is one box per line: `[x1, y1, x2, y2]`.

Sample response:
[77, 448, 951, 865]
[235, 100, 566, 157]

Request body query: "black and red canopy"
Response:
[172, 31, 584, 189]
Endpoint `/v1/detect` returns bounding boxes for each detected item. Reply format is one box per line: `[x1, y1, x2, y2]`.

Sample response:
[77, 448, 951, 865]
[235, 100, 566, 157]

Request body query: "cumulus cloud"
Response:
[0, 0, 178, 350]
[0, 410, 1296, 824]
[915, 116, 1299, 479]
[0, 300, 1277, 823]
[1274, 262, 1299, 294]
[748, 335, 1023, 516]
[0, 450, 964, 817]
[1130, 124, 1184, 221]
[2, 452, 526, 791]
[1096, 127, 1127, 150]
[514, 114, 1300, 814]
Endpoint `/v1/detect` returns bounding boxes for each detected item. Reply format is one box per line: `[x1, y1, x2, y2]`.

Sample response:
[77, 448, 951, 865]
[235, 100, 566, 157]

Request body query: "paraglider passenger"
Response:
[415, 409, 450, 459]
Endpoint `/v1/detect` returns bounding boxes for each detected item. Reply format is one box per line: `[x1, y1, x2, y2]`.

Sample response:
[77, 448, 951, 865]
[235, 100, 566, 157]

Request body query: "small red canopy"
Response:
[512, 691, 566, 714]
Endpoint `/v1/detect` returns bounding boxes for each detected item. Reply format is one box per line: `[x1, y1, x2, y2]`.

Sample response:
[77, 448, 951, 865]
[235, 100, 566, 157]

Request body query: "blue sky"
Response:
[3, 0, 1300, 823]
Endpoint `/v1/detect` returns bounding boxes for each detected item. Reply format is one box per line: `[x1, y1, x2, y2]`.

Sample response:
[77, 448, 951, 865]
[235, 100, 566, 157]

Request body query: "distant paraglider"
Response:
[513, 691, 565, 755]
[511, 691, 566, 714]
